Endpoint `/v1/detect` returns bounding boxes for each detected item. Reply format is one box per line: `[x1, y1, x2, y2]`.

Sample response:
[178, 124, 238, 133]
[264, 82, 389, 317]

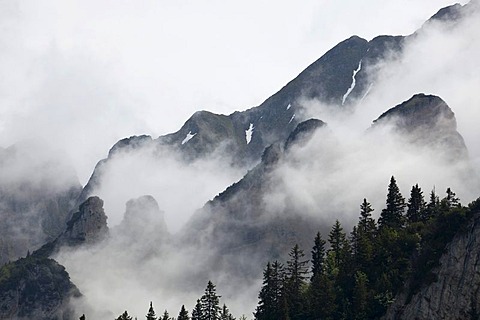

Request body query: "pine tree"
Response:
[285, 244, 309, 320]
[443, 187, 460, 209]
[161, 310, 170, 320]
[423, 188, 440, 221]
[200, 281, 221, 320]
[309, 231, 335, 320]
[255, 261, 285, 320]
[220, 304, 235, 320]
[80, 315, 86, 320]
[116, 311, 133, 320]
[192, 300, 202, 320]
[146, 302, 157, 320]
[379, 176, 406, 229]
[311, 232, 326, 281]
[359, 198, 376, 235]
[356, 199, 376, 273]
[328, 220, 349, 268]
[406, 184, 425, 223]
[177, 305, 189, 320]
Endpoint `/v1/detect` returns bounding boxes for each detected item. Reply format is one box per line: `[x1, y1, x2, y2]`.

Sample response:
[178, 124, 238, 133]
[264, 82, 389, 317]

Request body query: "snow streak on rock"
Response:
[342, 60, 362, 105]
[245, 123, 254, 144]
[289, 114, 296, 124]
[181, 131, 197, 145]
[286, 103, 291, 110]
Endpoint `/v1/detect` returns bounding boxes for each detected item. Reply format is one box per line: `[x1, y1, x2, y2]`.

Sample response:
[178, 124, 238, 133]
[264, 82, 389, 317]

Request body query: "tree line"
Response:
[254, 176, 480, 320]
[78, 176, 480, 320]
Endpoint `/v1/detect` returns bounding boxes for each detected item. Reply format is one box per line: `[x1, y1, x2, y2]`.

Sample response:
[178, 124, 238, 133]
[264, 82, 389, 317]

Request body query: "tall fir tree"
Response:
[255, 261, 286, 320]
[379, 176, 406, 229]
[192, 300, 202, 320]
[146, 302, 157, 320]
[309, 231, 336, 320]
[328, 220, 349, 268]
[285, 244, 309, 320]
[406, 184, 426, 223]
[177, 305, 189, 320]
[356, 199, 376, 273]
[311, 232, 326, 281]
[200, 281, 221, 320]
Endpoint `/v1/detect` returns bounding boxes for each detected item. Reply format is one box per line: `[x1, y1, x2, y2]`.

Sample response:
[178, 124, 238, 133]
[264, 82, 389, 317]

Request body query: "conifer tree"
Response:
[220, 304, 235, 320]
[311, 232, 326, 281]
[406, 184, 426, 223]
[116, 311, 133, 320]
[201, 281, 221, 320]
[177, 305, 189, 320]
[356, 199, 376, 273]
[328, 220, 349, 268]
[192, 300, 202, 320]
[285, 244, 309, 320]
[161, 310, 170, 320]
[352, 271, 369, 320]
[359, 198, 376, 235]
[379, 176, 406, 229]
[146, 302, 157, 320]
[443, 187, 460, 209]
[255, 261, 285, 320]
[309, 231, 336, 319]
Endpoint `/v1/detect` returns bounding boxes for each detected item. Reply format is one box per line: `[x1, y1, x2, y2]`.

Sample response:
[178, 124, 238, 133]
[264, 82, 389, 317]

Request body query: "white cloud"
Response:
[0, 0, 468, 183]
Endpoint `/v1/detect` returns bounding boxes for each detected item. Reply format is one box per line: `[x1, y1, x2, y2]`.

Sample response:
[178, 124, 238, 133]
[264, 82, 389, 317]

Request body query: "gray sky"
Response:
[0, 0, 468, 183]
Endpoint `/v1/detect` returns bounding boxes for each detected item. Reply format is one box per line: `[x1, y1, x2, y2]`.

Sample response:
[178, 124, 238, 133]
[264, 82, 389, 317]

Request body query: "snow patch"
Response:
[342, 60, 362, 105]
[181, 131, 197, 145]
[245, 123, 254, 144]
[286, 103, 291, 110]
[288, 114, 296, 124]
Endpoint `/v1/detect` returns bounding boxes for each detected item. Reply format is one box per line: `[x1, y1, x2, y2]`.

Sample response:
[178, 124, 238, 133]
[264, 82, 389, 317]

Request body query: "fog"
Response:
[0, 0, 467, 184]
[1, 0, 479, 319]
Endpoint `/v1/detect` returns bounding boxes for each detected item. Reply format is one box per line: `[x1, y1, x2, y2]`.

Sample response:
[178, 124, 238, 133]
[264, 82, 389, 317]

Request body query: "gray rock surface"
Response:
[385, 212, 480, 320]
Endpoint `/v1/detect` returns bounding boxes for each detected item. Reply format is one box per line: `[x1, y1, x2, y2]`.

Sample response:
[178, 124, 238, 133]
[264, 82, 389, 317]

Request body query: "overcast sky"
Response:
[0, 0, 469, 183]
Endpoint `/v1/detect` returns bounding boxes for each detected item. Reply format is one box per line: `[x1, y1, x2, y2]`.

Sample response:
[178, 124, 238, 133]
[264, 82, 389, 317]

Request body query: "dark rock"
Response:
[0, 256, 80, 320]
[372, 93, 468, 160]
[35, 196, 108, 257]
[284, 119, 327, 150]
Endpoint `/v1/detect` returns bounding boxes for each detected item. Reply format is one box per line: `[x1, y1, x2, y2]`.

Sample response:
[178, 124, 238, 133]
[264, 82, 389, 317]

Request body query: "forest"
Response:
[76, 175, 480, 320]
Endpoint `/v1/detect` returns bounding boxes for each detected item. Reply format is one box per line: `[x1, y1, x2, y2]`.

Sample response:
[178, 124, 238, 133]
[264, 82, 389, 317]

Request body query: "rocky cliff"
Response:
[385, 200, 480, 319]
[0, 256, 80, 320]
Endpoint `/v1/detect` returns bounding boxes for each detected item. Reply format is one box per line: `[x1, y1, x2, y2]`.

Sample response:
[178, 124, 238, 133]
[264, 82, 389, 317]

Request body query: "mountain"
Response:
[0, 1, 478, 318]
[0, 142, 82, 265]
[384, 199, 480, 319]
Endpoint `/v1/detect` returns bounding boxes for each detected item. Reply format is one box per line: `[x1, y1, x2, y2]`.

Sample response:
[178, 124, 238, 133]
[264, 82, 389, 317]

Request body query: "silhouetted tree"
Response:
[116, 311, 133, 320]
[220, 304, 235, 320]
[177, 305, 189, 320]
[201, 281, 221, 320]
[407, 184, 426, 223]
[379, 176, 406, 229]
[192, 300, 202, 320]
[255, 261, 286, 320]
[285, 244, 309, 320]
[161, 310, 170, 320]
[146, 302, 157, 320]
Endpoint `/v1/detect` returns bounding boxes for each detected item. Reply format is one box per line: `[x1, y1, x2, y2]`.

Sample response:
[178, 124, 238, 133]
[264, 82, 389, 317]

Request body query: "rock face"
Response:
[62, 196, 108, 246]
[0, 256, 80, 320]
[114, 195, 170, 255]
[372, 93, 468, 160]
[385, 206, 480, 319]
[35, 196, 108, 258]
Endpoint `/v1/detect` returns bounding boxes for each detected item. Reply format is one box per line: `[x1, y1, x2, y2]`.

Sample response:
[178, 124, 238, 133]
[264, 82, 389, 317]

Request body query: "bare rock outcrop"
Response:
[385, 209, 480, 319]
